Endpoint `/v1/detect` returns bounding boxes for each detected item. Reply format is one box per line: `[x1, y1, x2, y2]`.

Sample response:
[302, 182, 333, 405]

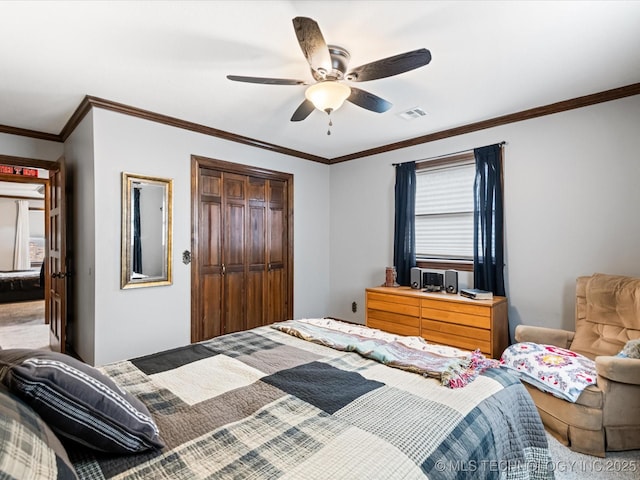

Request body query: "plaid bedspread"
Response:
[68, 326, 553, 479]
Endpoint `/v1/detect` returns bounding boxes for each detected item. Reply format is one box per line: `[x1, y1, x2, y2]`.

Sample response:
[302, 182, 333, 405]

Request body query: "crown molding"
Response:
[60, 96, 331, 164]
[329, 82, 640, 164]
[2, 82, 638, 164]
[0, 153, 58, 169]
[0, 124, 61, 142]
[58, 95, 92, 141]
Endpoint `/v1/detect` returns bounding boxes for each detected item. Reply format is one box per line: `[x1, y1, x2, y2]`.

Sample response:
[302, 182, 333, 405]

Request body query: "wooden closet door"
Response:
[192, 157, 293, 343]
[196, 168, 223, 340]
[246, 177, 267, 330]
[267, 180, 288, 324]
[222, 173, 247, 334]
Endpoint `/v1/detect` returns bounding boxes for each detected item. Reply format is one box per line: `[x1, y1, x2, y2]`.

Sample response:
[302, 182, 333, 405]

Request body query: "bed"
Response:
[0, 267, 44, 303]
[0, 319, 554, 479]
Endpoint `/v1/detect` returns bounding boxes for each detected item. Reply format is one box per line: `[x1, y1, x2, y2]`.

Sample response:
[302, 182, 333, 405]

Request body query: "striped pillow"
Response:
[0, 383, 78, 479]
[0, 349, 164, 453]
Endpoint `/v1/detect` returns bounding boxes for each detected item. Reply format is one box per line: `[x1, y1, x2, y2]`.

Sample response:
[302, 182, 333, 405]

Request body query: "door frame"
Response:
[190, 155, 294, 342]
[0, 154, 63, 349]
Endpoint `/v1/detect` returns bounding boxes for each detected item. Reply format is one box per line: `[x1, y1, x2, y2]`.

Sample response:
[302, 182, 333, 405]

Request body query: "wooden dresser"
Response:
[365, 286, 508, 358]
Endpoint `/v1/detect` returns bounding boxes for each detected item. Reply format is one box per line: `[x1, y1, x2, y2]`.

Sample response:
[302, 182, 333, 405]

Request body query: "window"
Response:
[415, 153, 475, 270]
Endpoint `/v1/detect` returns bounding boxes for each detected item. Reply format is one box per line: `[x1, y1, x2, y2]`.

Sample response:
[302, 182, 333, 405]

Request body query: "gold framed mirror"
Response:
[121, 172, 173, 289]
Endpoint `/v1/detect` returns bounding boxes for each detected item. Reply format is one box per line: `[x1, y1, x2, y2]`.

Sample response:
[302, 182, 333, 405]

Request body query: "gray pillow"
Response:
[0, 383, 78, 479]
[0, 349, 164, 453]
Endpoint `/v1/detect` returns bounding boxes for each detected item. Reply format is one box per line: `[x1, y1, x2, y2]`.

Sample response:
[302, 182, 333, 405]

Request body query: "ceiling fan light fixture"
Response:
[305, 81, 351, 114]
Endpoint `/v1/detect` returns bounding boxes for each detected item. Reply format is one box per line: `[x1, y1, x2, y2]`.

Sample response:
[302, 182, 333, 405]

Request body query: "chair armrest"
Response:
[514, 325, 575, 348]
[595, 356, 640, 385]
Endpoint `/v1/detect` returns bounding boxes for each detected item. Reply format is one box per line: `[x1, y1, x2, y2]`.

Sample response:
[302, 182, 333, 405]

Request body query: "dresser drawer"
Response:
[368, 293, 420, 317]
[421, 318, 491, 342]
[368, 291, 421, 306]
[421, 298, 492, 316]
[368, 316, 420, 337]
[366, 307, 417, 325]
[421, 306, 491, 329]
[421, 330, 491, 355]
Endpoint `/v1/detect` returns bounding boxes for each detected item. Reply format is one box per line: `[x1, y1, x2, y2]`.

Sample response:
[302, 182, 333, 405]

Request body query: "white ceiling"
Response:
[0, 181, 44, 199]
[1, 1, 639, 160]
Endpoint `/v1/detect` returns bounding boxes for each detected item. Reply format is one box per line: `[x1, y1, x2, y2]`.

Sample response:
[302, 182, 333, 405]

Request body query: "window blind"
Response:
[415, 161, 475, 260]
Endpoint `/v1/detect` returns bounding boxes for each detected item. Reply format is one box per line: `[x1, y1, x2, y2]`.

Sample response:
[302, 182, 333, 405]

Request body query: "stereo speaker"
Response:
[445, 270, 458, 294]
[410, 267, 422, 289]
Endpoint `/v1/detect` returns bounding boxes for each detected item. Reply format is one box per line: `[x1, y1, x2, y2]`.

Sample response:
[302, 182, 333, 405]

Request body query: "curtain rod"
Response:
[392, 141, 506, 167]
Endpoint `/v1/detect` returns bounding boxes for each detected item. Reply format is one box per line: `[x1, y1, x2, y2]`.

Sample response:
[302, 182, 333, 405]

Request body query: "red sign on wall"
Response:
[0, 165, 38, 177]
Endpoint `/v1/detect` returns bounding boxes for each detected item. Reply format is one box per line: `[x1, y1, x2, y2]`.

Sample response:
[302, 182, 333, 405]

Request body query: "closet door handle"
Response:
[221, 264, 226, 276]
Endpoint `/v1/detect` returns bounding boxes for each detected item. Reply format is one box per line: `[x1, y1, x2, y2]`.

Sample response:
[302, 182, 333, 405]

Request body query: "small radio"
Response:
[423, 271, 443, 292]
[411, 267, 448, 291]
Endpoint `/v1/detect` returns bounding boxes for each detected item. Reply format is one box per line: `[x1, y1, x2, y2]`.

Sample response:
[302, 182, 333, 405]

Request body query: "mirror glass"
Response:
[121, 172, 173, 289]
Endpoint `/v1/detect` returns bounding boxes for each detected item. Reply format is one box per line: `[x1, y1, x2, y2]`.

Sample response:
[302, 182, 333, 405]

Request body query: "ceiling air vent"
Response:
[398, 107, 427, 121]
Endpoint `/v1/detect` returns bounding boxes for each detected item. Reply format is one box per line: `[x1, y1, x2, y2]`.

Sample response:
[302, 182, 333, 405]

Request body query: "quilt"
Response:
[501, 342, 597, 402]
[68, 325, 553, 479]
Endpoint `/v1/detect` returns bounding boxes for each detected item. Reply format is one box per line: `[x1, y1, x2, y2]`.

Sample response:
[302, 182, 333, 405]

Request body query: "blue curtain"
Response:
[473, 144, 505, 295]
[393, 162, 416, 286]
[133, 187, 142, 274]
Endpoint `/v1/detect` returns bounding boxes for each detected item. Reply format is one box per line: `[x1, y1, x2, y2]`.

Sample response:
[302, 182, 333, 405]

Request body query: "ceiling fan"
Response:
[227, 17, 431, 132]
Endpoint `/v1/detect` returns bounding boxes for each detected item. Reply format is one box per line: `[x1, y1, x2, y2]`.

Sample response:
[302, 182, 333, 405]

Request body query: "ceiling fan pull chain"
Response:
[327, 110, 333, 135]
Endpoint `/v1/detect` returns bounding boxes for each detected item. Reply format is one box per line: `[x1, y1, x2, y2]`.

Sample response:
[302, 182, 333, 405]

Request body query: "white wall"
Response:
[84, 108, 330, 365]
[0, 132, 63, 160]
[328, 95, 640, 340]
[64, 111, 96, 364]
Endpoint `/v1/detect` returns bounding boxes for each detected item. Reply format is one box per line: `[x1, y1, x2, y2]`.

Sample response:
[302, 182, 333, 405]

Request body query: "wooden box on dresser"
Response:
[365, 286, 509, 359]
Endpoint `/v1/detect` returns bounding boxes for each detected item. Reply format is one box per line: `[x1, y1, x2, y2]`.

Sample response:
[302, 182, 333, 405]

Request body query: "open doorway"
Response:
[0, 168, 50, 350]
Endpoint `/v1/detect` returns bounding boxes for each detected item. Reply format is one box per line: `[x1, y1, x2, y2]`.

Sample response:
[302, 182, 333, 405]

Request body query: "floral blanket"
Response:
[500, 342, 597, 402]
[272, 318, 499, 388]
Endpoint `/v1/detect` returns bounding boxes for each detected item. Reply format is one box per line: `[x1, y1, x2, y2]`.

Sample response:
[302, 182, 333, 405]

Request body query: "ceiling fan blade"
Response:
[290, 99, 315, 122]
[227, 75, 306, 85]
[347, 87, 392, 113]
[292, 17, 332, 75]
[346, 48, 432, 82]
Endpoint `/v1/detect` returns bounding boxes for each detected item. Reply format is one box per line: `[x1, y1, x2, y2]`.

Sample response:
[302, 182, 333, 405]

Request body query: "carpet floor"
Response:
[546, 432, 639, 479]
[0, 300, 45, 326]
[0, 300, 50, 350]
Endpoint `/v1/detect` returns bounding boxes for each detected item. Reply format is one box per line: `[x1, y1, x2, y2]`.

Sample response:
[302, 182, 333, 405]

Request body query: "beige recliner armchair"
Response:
[514, 273, 640, 457]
